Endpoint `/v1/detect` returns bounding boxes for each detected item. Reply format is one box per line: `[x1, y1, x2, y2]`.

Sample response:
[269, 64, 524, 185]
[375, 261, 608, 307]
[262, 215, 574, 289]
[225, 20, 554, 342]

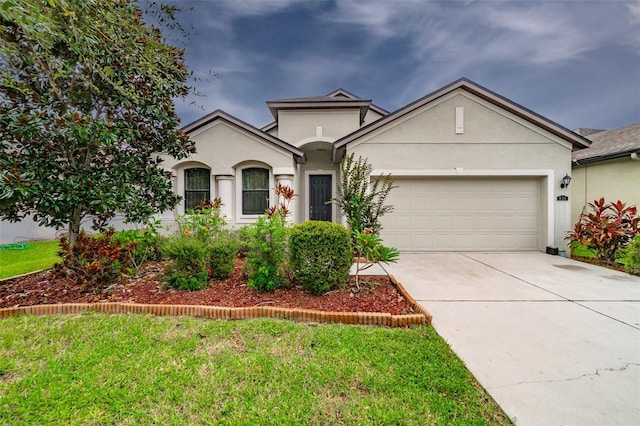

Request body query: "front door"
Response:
[309, 174, 332, 221]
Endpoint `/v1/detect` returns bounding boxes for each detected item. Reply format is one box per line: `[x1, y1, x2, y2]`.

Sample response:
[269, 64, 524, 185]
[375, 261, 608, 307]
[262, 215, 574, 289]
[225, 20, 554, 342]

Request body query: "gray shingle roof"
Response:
[572, 121, 640, 163]
[573, 128, 606, 137]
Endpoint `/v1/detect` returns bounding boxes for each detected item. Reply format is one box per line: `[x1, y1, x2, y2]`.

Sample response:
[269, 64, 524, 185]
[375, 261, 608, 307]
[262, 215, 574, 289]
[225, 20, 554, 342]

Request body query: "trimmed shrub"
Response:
[289, 221, 353, 295]
[207, 231, 240, 279]
[161, 236, 208, 291]
[623, 235, 640, 275]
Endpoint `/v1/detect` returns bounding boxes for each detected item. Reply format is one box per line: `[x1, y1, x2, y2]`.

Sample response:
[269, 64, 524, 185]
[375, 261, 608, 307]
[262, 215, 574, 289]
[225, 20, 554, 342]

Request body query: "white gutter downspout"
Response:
[631, 153, 640, 161]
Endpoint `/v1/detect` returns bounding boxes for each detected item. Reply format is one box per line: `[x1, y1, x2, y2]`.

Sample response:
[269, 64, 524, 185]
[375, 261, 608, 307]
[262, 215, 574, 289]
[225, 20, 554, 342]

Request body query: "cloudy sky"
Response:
[163, 0, 640, 132]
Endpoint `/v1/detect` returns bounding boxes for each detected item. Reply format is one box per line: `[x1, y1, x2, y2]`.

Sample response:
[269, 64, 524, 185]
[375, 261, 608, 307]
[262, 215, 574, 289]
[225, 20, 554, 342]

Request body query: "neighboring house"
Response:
[571, 122, 640, 225]
[159, 78, 590, 252]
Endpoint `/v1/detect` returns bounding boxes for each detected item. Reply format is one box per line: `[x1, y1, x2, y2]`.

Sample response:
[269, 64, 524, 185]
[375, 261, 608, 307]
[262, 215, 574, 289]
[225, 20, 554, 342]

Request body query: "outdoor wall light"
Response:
[560, 173, 572, 189]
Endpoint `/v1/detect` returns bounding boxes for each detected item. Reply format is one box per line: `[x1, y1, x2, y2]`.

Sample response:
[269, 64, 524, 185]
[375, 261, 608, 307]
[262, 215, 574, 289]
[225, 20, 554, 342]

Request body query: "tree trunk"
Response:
[68, 208, 82, 247]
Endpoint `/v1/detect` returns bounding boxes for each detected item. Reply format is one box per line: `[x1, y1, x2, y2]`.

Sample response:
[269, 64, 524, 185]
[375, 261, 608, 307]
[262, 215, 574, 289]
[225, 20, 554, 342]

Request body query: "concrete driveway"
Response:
[389, 252, 640, 426]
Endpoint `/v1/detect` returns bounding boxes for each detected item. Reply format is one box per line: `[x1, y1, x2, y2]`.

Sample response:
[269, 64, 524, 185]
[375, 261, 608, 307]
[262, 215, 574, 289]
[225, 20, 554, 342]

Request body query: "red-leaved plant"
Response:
[566, 198, 640, 265]
[52, 227, 136, 290]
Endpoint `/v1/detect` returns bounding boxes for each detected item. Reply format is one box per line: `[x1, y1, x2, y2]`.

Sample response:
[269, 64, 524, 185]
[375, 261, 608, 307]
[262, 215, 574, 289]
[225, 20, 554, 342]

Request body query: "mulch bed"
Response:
[570, 255, 626, 272]
[0, 258, 414, 315]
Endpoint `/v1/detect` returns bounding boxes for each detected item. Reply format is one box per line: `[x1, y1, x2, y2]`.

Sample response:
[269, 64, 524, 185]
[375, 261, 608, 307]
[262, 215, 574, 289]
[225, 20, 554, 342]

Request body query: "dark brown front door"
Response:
[309, 174, 332, 221]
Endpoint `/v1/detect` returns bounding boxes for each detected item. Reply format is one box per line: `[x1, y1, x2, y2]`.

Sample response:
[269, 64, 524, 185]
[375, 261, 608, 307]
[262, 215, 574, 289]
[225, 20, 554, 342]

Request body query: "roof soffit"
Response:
[266, 98, 372, 124]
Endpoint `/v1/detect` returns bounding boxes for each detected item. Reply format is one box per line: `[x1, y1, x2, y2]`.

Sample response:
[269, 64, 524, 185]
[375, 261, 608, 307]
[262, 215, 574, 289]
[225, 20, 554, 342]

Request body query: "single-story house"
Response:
[158, 77, 591, 253]
[571, 122, 640, 225]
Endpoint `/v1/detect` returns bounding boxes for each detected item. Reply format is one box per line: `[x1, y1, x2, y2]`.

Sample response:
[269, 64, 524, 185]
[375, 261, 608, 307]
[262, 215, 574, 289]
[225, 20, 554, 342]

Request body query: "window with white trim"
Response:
[184, 168, 210, 210]
[242, 168, 269, 215]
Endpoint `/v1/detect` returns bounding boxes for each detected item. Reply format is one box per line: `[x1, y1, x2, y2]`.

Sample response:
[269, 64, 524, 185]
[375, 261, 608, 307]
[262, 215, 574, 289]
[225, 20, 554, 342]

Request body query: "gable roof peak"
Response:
[332, 77, 590, 160]
[180, 109, 306, 164]
[326, 88, 361, 99]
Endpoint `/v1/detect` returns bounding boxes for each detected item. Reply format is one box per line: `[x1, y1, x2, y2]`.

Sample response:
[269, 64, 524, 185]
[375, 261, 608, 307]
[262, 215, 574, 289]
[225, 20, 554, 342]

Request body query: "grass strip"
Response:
[0, 314, 511, 425]
[0, 240, 60, 280]
[569, 243, 596, 258]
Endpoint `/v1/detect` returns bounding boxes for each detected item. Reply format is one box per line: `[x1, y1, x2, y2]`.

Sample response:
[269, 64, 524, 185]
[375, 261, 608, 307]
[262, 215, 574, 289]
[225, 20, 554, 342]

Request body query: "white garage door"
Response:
[380, 177, 541, 251]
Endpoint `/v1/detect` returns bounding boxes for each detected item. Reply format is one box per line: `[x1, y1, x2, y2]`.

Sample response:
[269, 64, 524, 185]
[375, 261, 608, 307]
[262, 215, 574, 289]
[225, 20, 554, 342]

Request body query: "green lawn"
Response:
[570, 244, 630, 269]
[570, 243, 596, 258]
[0, 314, 511, 425]
[0, 240, 60, 279]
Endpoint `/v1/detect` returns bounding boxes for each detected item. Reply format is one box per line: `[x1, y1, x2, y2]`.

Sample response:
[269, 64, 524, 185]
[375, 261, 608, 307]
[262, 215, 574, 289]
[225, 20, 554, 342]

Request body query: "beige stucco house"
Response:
[159, 78, 591, 252]
[571, 122, 640, 225]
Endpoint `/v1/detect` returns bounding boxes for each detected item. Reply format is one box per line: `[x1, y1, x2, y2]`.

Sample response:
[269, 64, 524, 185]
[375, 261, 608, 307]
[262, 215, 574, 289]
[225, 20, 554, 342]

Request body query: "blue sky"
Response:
[164, 0, 640, 132]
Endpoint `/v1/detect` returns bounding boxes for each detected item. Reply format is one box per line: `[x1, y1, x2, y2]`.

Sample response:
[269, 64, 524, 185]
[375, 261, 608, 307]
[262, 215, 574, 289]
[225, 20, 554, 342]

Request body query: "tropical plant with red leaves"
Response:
[265, 183, 296, 220]
[52, 227, 135, 290]
[566, 198, 640, 265]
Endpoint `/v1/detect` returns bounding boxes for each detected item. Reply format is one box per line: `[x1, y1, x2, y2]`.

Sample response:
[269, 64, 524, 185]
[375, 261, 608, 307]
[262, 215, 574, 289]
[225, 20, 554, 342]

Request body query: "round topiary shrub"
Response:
[289, 221, 353, 295]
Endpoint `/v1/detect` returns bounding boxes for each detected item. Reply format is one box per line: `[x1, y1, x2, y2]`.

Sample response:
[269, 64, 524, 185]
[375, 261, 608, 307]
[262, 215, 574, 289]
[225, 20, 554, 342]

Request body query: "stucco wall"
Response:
[159, 119, 297, 229]
[161, 120, 294, 175]
[571, 158, 640, 225]
[0, 215, 139, 245]
[362, 108, 386, 126]
[295, 143, 340, 223]
[277, 110, 361, 145]
[347, 89, 573, 251]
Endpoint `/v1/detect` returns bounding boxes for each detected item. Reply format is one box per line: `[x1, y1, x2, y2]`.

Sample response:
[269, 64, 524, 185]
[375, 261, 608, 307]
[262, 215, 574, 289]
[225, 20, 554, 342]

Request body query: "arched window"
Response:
[184, 168, 210, 210]
[242, 168, 269, 215]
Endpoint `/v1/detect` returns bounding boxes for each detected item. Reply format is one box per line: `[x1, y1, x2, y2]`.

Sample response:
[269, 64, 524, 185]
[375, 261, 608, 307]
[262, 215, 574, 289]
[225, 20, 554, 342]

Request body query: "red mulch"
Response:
[0, 258, 414, 315]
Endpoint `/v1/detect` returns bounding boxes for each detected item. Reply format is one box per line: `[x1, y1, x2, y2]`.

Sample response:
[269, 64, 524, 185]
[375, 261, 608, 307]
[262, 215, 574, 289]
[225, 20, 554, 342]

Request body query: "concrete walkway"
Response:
[389, 252, 640, 426]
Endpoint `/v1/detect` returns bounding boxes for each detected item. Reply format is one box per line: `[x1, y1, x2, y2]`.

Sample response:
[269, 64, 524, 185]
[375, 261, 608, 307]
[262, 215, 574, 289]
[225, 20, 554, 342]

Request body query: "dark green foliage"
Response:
[160, 198, 235, 288]
[331, 153, 395, 235]
[244, 213, 289, 292]
[52, 227, 134, 290]
[0, 0, 195, 245]
[623, 235, 640, 275]
[113, 219, 165, 272]
[163, 270, 209, 292]
[161, 236, 208, 291]
[207, 231, 240, 279]
[289, 221, 353, 295]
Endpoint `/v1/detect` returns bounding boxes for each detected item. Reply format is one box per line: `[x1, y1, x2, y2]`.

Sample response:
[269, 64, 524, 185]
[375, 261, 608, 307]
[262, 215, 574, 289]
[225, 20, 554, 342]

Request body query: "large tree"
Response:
[0, 0, 195, 244]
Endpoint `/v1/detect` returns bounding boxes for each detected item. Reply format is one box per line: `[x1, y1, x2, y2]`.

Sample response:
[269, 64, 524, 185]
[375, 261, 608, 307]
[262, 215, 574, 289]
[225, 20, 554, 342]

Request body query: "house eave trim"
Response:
[572, 150, 640, 165]
[266, 100, 372, 121]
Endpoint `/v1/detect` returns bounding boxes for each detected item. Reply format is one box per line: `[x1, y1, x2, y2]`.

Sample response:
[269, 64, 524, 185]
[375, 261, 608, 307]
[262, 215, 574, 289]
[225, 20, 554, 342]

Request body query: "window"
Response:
[184, 168, 210, 211]
[242, 168, 269, 215]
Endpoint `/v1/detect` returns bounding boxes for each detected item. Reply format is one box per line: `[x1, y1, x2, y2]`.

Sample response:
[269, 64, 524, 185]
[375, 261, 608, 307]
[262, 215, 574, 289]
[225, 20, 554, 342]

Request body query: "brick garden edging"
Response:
[0, 275, 432, 327]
